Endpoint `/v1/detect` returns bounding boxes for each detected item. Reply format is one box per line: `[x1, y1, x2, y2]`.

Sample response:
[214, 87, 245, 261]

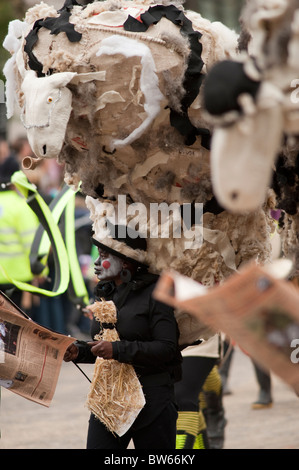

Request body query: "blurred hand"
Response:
[82, 306, 93, 320]
[88, 340, 113, 359]
[64, 343, 79, 362]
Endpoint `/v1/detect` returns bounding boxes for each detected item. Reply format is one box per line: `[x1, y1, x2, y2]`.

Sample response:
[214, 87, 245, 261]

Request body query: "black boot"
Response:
[219, 342, 234, 395]
[251, 361, 272, 409]
[203, 389, 227, 449]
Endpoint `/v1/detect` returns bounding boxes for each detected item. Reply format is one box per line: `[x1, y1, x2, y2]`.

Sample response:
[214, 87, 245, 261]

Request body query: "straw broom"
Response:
[86, 300, 145, 436]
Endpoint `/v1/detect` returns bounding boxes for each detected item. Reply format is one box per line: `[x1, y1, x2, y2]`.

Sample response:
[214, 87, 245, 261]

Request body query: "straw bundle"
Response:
[86, 300, 146, 436]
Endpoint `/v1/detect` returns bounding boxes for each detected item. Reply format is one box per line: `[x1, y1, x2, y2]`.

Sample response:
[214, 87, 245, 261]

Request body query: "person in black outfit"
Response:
[64, 224, 182, 449]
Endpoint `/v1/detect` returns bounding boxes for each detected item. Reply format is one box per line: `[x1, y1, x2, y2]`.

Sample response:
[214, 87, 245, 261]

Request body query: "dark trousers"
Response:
[175, 356, 217, 411]
[86, 401, 178, 449]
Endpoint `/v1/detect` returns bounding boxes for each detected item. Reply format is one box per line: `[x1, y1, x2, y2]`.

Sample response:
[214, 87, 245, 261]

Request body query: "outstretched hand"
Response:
[88, 340, 113, 359]
[64, 343, 79, 362]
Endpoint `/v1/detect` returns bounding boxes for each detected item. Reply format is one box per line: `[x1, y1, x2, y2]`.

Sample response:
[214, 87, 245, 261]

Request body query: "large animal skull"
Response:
[20, 70, 76, 159]
[210, 80, 285, 213]
[204, 0, 299, 214]
[19, 67, 107, 160]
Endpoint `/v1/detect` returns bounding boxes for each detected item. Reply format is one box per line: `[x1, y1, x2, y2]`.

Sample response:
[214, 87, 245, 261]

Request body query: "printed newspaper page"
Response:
[0, 292, 75, 407]
[153, 263, 299, 393]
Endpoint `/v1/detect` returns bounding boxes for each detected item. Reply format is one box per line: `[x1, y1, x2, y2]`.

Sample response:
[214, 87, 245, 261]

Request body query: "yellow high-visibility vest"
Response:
[8, 172, 89, 307]
[0, 189, 39, 284]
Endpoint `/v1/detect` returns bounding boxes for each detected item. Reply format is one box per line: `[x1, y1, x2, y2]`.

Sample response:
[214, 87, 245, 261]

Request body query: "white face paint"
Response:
[94, 250, 123, 281]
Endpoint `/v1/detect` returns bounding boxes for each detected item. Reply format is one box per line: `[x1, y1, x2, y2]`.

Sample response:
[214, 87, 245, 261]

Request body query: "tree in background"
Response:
[185, 0, 245, 30]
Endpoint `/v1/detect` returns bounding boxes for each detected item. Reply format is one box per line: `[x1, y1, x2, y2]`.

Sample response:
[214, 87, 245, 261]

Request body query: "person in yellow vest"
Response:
[0, 146, 39, 308]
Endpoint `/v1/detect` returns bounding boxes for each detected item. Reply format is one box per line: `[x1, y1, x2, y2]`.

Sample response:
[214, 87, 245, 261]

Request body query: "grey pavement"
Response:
[0, 346, 299, 449]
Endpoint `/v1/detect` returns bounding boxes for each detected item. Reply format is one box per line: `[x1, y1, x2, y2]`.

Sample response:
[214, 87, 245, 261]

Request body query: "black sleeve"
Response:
[112, 299, 179, 367]
[74, 340, 96, 364]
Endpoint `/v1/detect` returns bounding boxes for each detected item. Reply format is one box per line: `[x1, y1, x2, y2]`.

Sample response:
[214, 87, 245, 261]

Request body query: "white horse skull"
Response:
[20, 69, 76, 159]
[210, 81, 285, 213]
[205, 0, 299, 214]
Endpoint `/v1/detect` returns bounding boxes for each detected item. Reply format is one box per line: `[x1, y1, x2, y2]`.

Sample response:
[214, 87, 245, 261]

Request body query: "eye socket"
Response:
[98, 249, 109, 259]
[47, 96, 53, 104]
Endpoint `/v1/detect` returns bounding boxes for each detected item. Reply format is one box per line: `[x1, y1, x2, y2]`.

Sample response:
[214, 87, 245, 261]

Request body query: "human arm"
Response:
[63, 340, 96, 363]
[63, 342, 79, 362]
[111, 298, 179, 367]
[88, 340, 113, 359]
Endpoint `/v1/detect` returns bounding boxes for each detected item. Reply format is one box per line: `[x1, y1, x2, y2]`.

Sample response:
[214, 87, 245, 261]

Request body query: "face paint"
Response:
[102, 260, 111, 269]
[94, 252, 123, 281]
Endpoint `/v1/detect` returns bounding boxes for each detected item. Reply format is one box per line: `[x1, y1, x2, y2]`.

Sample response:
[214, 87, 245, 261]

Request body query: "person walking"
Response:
[0, 147, 39, 308]
[64, 223, 182, 449]
[175, 334, 226, 449]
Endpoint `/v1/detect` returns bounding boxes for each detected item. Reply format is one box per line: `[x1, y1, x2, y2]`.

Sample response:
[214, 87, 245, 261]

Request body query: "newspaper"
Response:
[153, 262, 299, 393]
[0, 291, 75, 407]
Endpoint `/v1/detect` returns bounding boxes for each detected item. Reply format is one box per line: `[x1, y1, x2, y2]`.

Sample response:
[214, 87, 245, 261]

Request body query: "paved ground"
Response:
[1, 346, 299, 450]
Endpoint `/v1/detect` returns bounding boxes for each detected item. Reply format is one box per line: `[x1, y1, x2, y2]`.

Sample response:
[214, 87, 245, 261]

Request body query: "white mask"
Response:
[95, 252, 123, 281]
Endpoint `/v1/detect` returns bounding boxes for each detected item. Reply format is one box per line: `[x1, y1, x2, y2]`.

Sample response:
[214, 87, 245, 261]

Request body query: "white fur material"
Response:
[2, 1, 276, 346]
[96, 35, 164, 149]
[245, 0, 289, 63]
[3, 0, 239, 206]
[2, 19, 29, 118]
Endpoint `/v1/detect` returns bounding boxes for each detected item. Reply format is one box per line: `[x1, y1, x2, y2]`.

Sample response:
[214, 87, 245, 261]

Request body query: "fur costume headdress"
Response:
[86, 194, 148, 267]
[92, 222, 148, 268]
[3, 0, 276, 343]
[202, 0, 299, 271]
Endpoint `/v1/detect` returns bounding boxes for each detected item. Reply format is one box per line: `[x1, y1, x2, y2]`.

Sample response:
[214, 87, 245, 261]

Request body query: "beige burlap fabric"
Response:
[86, 300, 145, 436]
